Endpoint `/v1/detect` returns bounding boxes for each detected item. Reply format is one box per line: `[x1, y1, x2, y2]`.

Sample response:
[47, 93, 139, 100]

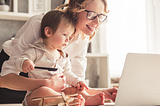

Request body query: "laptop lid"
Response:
[115, 53, 160, 106]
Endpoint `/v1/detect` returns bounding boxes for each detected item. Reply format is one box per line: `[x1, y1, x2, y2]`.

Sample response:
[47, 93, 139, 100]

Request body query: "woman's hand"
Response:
[45, 73, 66, 92]
[102, 87, 118, 102]
[76, 81, 89, 91]
[22, 59, 35, 73]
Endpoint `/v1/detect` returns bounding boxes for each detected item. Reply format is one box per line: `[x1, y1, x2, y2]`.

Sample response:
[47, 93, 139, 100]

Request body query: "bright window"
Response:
[106, 0, 147, 77]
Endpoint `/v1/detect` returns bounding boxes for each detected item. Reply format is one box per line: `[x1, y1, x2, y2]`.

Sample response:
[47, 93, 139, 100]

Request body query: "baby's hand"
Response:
[22, 59, 35, 73]
[76, 81, 89, 91]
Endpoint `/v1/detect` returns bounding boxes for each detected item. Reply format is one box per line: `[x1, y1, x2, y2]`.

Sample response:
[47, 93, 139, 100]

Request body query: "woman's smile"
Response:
[86, 24, 96, 32]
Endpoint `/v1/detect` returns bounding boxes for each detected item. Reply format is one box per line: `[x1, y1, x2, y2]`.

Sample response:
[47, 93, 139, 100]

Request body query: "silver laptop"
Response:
[115, 53, 160, 106]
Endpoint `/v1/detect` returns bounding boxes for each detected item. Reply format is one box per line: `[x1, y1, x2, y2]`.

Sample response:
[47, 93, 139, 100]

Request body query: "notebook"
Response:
[115, 53, 160, 106]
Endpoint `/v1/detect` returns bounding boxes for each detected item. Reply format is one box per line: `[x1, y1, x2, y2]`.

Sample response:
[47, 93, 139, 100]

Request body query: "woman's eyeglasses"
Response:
[84, 10, 107, 23]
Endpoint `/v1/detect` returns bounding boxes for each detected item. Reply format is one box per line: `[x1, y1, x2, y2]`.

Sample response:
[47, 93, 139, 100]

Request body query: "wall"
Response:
[146, 0, 160, 53]
[0, 20, 25, 51]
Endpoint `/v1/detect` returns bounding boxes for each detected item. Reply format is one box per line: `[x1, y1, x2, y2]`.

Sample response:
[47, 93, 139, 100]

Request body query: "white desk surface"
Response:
[102, 103, 115, 106]
[0, 103, 115, 106]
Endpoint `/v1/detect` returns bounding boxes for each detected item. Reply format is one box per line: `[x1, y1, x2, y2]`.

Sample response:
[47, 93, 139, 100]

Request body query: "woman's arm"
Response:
[0, 73, 66, 92]
[0, 73, 46, 91]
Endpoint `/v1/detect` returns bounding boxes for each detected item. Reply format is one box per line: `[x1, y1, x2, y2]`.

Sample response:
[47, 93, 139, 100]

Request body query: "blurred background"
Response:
[0, 0, 160, 88]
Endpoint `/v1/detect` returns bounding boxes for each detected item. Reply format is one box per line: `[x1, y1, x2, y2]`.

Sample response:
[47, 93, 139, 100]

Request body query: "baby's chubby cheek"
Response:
[53, 38, 63, 44]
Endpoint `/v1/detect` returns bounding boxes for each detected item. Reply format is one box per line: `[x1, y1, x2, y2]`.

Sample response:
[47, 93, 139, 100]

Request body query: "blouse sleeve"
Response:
[10, 13, 44, 58]
[70, 42, 88, 80]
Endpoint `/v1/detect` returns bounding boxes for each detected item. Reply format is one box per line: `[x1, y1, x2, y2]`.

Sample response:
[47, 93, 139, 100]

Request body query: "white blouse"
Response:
[1, 13, 89, 80]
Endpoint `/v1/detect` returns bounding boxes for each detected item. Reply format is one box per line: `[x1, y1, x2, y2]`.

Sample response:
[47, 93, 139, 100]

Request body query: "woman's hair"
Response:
[41, 10, 76, 39]
[56, 0, 109, 40]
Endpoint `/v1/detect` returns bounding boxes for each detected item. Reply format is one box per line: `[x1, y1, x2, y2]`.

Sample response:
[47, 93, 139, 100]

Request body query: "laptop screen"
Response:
[115, 53, 160, 106]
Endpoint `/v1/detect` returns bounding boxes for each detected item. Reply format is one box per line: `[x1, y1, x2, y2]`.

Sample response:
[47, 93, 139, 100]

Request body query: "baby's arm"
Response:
[15, 47, 36, 72]
[62, 56, 88, 90]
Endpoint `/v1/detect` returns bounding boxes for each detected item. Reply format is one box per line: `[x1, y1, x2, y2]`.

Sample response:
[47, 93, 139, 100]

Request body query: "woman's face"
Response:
[76, 0, 105, 36]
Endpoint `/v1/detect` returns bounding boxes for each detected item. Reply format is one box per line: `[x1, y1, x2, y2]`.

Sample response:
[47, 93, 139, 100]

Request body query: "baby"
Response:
[15, 10, 105, 106]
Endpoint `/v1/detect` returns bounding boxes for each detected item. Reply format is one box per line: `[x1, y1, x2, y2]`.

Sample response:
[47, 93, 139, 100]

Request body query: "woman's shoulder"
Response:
[30, 13, 45, 20]
[26, 13, 44, 25]
[16, 13, 45, 36]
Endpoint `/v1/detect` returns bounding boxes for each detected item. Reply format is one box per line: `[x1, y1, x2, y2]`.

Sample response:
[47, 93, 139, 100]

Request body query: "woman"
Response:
[0, 0, 117, 103]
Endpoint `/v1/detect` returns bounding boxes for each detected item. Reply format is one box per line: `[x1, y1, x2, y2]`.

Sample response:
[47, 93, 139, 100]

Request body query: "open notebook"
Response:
[115, 53, 160, 106]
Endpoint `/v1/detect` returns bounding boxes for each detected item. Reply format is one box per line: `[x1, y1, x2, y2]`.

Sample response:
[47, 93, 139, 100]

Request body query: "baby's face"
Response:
[48, 21, 75, 50]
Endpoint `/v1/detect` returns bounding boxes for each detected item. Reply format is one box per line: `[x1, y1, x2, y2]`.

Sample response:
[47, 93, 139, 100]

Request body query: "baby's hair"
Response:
[41, 10, 76, 39]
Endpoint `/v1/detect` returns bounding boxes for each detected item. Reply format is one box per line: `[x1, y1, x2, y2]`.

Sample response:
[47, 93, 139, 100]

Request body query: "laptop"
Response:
[115, 53, 160, 106]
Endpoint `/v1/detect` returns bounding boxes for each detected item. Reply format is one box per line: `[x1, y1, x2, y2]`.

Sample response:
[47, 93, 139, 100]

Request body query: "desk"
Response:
[0, 103, 115, 106]
[0, 104, 22, 106]
[103, 103, 115, 106]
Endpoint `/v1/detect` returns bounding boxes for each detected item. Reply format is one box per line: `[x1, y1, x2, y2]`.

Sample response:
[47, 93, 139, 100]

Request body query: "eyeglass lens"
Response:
[87, 11, 107, 22]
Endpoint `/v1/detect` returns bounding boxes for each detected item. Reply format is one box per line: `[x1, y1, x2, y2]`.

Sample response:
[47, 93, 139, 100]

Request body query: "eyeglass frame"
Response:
[84, 9, 108, 23]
